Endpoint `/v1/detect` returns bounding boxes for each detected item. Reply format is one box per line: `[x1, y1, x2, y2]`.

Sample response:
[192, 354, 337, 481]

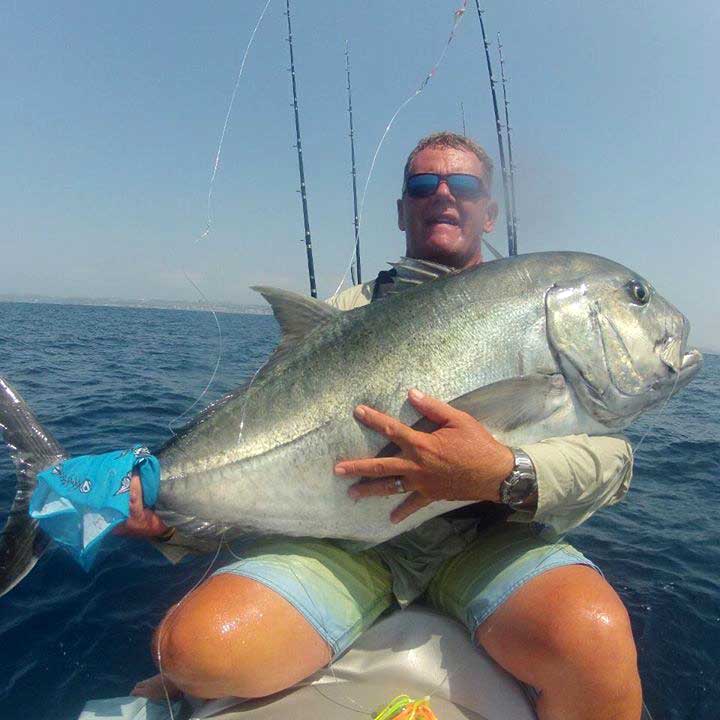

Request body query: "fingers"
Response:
[114, 508, 169, 538]
[348, 476, 416, 499]
[390, 492, 431, 524]
[341, 394, 462, 524]
[335, 456, 419, 499]
[334, 456, 416, 478]
[128, 473, 144, 520]
[353, 405, 419, 446]
[113, 474, 145, 536]
[407, 388, 464, 426]
[114, 473, 171, 539]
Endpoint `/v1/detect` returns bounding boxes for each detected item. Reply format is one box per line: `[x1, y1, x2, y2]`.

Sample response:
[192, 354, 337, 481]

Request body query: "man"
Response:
[125, 133, 642, 720]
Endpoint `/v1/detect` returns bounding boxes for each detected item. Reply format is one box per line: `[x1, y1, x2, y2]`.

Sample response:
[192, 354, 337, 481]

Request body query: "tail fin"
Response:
[0, 376, 65, 596]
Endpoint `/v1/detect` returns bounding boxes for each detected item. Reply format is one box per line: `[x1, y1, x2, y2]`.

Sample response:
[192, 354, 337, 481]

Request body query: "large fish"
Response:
[0, 252, 702, 595]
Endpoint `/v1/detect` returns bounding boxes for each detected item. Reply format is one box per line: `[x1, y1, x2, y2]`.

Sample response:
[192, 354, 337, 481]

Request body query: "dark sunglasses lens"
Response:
[406, 174, 440, 197]
[447, 174, 485, 198]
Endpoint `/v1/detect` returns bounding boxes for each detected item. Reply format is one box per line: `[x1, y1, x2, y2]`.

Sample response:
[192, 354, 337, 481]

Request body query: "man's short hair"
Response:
[402, 132, 494, 193]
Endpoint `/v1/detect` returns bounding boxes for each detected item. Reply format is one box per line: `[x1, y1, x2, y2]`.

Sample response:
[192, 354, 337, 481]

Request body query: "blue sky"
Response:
[2, 1, 718, 350]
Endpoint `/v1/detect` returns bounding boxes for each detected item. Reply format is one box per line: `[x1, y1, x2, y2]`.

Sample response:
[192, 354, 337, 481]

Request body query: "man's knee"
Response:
[152, 578, 262, 697]
[152, 574, 330, 699]
[539, 573, 638, 690]
[477, 566, 640, 697]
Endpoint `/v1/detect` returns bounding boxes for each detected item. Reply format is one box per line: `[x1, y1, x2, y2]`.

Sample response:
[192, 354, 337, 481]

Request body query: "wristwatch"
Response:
[499, 448, 538, 513]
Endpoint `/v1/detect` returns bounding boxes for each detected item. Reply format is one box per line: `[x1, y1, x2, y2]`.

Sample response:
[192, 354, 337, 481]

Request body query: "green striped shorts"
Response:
[214, 523, 598, 657]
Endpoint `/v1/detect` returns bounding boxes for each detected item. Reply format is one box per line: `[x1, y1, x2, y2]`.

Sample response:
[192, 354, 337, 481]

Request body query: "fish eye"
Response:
[628, 280, 650, 305]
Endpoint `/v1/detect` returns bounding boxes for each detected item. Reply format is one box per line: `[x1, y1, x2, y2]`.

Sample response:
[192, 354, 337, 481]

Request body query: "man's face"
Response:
[397, 146, 498, 269]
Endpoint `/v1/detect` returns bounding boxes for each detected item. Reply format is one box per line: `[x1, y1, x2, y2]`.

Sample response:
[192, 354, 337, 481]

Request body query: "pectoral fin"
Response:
[376, 374, 570, 458]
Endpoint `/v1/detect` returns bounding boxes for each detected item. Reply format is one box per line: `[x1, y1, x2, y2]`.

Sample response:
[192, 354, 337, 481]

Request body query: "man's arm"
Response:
[517, 434, 632, 535]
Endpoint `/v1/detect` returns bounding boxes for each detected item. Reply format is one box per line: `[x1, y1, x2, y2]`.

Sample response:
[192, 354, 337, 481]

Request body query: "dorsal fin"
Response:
[252, 286, 340, 370]
[385, 257, 458, 295]
[389, 256, 457, 281]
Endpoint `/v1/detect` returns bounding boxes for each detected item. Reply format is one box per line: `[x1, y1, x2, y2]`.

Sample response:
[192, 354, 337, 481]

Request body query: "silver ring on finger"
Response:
[391, 477, 406, 494]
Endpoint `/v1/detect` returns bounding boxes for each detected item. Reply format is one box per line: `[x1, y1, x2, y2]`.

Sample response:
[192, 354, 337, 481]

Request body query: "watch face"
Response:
[503, 473, 534, 505]
[502, 449, 537, 508]
[505, 471, 522, 488]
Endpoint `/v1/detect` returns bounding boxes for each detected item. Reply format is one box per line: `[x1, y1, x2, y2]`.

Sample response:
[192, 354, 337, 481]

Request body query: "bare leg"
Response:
[475, 565, 642, 720]
[141, 573, 331, 699]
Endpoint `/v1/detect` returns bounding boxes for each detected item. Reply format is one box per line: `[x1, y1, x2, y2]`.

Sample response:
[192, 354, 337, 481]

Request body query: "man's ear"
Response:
[483, 200, 499, 234]
[397, 198, 406, 231]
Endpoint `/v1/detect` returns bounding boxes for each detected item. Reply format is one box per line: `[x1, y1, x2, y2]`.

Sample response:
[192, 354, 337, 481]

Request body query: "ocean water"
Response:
[0, 302, 717, 720]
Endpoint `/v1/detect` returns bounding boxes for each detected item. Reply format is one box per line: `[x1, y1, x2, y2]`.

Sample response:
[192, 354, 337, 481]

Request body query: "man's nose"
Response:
[435, 179, 454, 199]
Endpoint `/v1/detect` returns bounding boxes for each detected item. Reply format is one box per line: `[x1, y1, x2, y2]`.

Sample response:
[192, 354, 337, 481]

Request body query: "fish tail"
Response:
[0, 376, 65, 596]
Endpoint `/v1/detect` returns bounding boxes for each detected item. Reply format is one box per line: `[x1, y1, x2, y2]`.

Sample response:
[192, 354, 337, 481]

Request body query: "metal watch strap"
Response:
[499, 448, 538, 512]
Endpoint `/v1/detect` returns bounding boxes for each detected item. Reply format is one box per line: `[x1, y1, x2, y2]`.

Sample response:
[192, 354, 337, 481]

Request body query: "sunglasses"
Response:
[404, 173, 488, 200]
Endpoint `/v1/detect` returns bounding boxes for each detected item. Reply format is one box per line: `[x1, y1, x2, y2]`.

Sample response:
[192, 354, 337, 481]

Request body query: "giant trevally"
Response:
[0, 252, 702, 595]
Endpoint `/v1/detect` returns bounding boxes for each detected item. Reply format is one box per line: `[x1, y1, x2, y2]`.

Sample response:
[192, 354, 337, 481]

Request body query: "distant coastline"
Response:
[0, 294, 271, 316]
[1, 296, 717, 355]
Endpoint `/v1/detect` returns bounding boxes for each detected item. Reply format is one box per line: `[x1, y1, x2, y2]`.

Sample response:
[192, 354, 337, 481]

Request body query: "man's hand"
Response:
[112, 473, 170, 539]
[334, 388, 515, 524]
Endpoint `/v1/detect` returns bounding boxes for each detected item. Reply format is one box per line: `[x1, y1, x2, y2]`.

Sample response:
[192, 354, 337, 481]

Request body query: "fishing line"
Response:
[331, 0, 469, 300]
[237, 362, 265, 444]
[628, 370, 681, 466]
[197, 0, 273, 245]
[167, 272, 224, 435]
[167, 0, 272, 436]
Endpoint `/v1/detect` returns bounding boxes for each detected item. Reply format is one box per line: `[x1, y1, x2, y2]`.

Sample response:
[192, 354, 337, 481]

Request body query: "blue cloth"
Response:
[29, 445, 161, 570]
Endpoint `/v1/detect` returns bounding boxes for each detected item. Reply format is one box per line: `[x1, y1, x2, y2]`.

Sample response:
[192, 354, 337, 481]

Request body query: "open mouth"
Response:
[427, 215, 460, 227]
[666, 348, 703, 392]
[679, 348, 703, 375]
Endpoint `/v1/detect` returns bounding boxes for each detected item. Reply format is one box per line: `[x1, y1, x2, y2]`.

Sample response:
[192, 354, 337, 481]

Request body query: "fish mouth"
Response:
[656, 316, 702, 390]
[658, 347, 703, 397]
[677, 348, 703, 385]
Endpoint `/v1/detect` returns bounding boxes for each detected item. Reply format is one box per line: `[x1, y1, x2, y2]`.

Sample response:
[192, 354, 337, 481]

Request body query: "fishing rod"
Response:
[285, 0, 317, 297]
[473, 1, 515, 256]
[345, 42, 362, 285]
[460, 100, 467, 136]
[497, 32, 518, 252]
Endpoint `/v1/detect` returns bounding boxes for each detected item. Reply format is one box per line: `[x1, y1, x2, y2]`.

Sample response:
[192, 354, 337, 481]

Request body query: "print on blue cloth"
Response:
[29, 445, 161, 570]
